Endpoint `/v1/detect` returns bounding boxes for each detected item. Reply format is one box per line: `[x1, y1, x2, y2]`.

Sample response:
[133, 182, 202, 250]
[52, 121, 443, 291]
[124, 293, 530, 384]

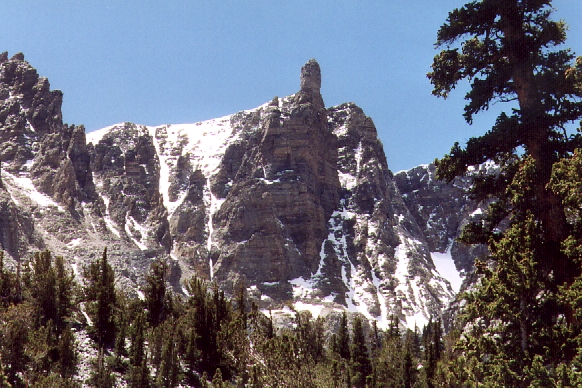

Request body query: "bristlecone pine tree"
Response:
[428, 0, 582, 385]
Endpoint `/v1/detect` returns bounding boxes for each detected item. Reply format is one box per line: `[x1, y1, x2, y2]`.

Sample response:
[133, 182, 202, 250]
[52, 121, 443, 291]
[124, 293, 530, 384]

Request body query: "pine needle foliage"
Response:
[83, 248, 116, 347]
[429, 1, 582, 385]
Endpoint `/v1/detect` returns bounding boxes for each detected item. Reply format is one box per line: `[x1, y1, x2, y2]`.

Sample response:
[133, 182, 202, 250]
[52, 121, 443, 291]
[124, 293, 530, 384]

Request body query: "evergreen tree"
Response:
[211, 368, 224, 388]
[54, 255, 76, 334]
[337, 311, 350, 360]
[294, 310, 325, 363]
[428, 1, 582, 384]
[84, 248, 116, 347]
[181, 307, 200, 384]
[428, 0, 582, 279]
[350, 316, 371, 388]
[429, 1, 582, 256]
[422, 319, 442, 388]
[0, 303, 31, 386]
[387, 314, 400, 340]
[181, 276, 232, 378]
[402, 349, 413, 388]
[235, 281, 247, 329]
[25, 251, 58, 329]
[128, 311, 149, 388]
[89, 348, 116, 388]
[373, 320, 402, 387]
[57, 326, 77, 379]
[112, 291, 128, 372]
[156, 319, 181, 388]
[0, 252, 18, 308]
[144, 259, 169, 327]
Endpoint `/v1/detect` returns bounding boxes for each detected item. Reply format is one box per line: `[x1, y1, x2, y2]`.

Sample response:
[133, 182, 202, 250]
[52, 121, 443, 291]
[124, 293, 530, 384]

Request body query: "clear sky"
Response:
[2, 1, 582, 172]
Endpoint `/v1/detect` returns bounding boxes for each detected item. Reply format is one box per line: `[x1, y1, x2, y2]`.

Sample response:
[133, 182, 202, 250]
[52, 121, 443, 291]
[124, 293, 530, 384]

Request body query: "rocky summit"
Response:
[0, 53, 484, 329]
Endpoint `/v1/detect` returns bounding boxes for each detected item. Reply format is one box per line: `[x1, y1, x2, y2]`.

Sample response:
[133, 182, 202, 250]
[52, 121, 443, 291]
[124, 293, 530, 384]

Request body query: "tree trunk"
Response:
[501, 2, 569, 256]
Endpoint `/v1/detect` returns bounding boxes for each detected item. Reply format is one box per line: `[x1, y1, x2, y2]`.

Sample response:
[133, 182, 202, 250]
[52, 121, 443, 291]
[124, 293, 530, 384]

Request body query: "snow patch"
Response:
[431, 248, 463, 293]
[289, 276, 317, 299]
[66, 238, 82, 249]
[471, 207, 483, 216]
[3, 171, 64, 211]
[394, 232, 431, 329]
[125, 215, 148, 250]
[204, 180, 226, 281]
[100, 194, 121, 238]
[71, 262, 80, 278]
[338, 171, 357, 190]
[294, 301, 327, 318]
[86, 124, 119, 145]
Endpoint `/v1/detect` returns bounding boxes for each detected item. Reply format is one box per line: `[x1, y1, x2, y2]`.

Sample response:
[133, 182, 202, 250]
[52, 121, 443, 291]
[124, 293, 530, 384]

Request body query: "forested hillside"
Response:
[0, 249, 448, 387]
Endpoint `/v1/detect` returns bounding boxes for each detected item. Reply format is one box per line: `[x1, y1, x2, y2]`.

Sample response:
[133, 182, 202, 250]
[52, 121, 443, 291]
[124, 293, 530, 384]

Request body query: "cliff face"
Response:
[211, 60, 341, 289]
[0, 54, 472, 328]
[394, 164, 493, 276]
[0, 52, 95, 261]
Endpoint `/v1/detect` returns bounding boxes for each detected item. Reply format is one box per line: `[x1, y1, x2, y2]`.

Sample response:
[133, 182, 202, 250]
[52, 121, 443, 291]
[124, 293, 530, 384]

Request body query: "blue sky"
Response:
[3, 1, 582, 172]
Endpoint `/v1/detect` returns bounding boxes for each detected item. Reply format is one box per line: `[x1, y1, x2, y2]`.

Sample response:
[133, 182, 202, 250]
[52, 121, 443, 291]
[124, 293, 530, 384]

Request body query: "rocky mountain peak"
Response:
[0, 56, 470, 329]
[300, 58, 322, 96]
[11, 52, 24, 61]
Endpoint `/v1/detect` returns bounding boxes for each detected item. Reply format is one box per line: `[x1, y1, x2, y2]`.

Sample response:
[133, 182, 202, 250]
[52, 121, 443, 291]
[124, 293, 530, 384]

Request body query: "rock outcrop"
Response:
[0, 54, 473, 328]
[211, 59, 341, 292]
[394, 164, 493, 275]
[0, 52, 97, 262]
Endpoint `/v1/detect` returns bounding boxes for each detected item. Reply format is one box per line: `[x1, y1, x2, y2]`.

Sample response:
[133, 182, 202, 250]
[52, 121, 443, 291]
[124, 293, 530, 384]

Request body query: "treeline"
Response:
[0, 248, 451, 387]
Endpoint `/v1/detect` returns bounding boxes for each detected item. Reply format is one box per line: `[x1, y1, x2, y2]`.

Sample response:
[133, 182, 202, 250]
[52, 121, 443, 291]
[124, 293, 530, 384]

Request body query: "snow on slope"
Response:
[431, 247, 463, 293]
[285, 103, 456, 330]
[2, 170, 64, 211]
[87, 104, 267, 258]
[86, 101, 458, 330]
[146, 116, 235, 218]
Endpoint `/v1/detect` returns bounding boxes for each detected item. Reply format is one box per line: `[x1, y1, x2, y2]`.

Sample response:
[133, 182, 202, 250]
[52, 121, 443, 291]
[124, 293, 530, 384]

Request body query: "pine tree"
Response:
[0, 355, 11, 388]
[181, 307, 200, 383]
[0, 303, 31, 386]
[156, 319, 181, 388]
[181, 275, 232, 378]
[57, 326, 77, 379]
[54, 255, 75, 334]
[387, 314, 399, 340]
[337, 311, 350, 360]
[0, 252, 18, 308]
[422, 319, 443, 388]
[211, 368, 223, 388]
[128, 311, 149, 388]
[84, 248, 116, 347]
[25, 251, 58, 329]
[428, 1, 582, 384]
[144, 259, 169, 327]
[429, 1, 582, 254]
[89, 348, 116, 388]
[112, 291, 128, 372]
[429, 0, 582, 280]
[402, 349, 413, 388]
[350, 315, 371, 388]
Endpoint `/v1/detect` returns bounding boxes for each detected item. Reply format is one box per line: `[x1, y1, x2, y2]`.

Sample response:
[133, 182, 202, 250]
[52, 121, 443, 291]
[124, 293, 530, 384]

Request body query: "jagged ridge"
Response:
[0, 54, 465, 328]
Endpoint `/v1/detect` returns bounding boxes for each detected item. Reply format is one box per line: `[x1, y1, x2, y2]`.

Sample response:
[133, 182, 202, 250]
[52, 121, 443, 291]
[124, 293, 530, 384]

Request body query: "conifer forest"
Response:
[4, 1, 582, 387]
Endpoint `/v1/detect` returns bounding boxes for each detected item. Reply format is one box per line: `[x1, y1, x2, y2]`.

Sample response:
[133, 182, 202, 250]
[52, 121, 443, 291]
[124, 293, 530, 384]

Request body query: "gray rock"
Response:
[0, 56, 468, 329]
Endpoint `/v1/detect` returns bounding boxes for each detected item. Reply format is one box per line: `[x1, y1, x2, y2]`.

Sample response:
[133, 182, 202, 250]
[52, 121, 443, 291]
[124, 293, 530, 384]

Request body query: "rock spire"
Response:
[300, 59, 321, 95]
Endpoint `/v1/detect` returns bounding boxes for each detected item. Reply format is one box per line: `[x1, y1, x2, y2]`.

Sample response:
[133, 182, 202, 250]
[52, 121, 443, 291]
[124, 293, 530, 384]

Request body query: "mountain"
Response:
[0, 53, 479, 329]
[394, 164, 494, 279]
